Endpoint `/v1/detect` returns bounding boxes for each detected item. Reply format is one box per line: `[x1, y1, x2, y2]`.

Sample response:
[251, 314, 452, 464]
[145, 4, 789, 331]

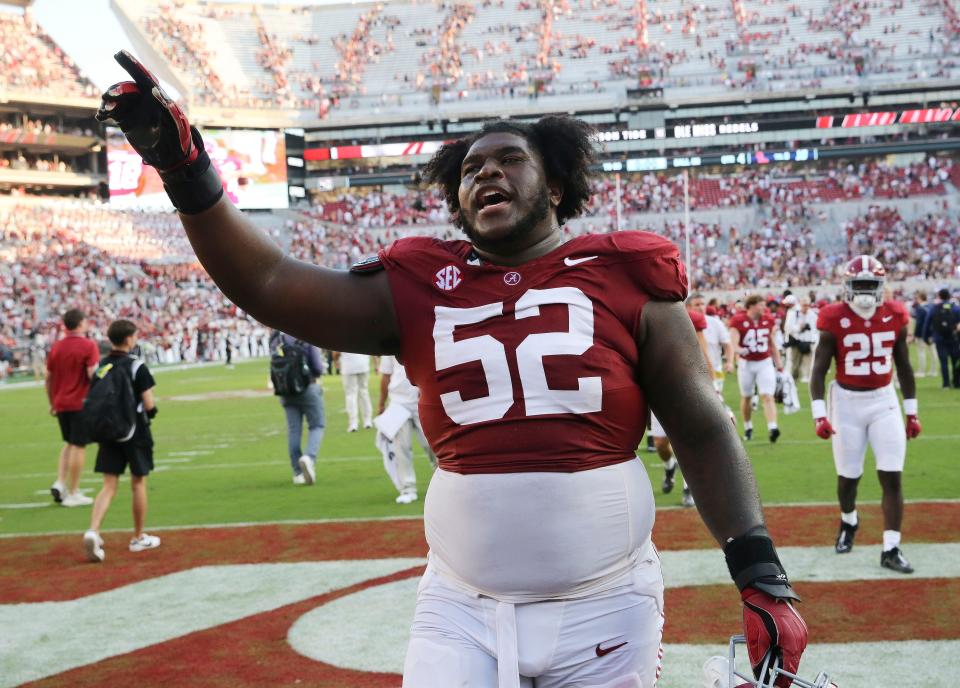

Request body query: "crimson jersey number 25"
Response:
[433, 287, 603, 425]
[843, 331, 896, 376]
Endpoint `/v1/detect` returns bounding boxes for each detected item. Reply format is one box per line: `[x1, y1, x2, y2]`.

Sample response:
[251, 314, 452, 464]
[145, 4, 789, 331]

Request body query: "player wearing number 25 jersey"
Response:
[99, 63, 807, 688]
[810, 255, 920, 575]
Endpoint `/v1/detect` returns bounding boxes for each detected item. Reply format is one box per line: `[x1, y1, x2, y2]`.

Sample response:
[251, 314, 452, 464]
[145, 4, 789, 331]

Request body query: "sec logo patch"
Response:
[435, 265, 462, 291]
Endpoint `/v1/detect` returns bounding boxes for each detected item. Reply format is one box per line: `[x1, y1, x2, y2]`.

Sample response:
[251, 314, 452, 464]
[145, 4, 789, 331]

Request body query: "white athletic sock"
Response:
[883, 530, 901, 552]
[841, 510, 858, 527]
[743, 420, 753, 430]
[664, 457, 677, 470]
[767, 422, 778, 431]
[682, 479, 689, 490]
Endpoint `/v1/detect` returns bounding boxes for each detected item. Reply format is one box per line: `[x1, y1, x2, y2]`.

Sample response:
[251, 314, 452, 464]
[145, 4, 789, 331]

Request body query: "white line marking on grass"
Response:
[0, 502, 50, 509]
[1, 456, 385, 480]
[661, 542, 960, 587]
[0, 516, 426, 539]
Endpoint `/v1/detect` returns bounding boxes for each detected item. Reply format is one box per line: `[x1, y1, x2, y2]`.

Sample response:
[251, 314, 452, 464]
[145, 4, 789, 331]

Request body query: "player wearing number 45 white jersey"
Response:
[809, 255, 920, 574]
[98, 55, 809, 688]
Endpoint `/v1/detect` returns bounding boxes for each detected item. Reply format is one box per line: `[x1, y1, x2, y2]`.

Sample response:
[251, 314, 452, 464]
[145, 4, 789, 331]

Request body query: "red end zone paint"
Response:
[664, 578, 960, 643]
[2, 503, 958, 603]
[0, 520, 427, 603]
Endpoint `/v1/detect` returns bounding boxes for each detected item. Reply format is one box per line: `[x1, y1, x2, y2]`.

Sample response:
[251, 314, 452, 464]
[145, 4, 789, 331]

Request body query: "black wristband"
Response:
[161, 128, 224, 215]
[146, 406, 158, 419]
[724, 532, 800, 601]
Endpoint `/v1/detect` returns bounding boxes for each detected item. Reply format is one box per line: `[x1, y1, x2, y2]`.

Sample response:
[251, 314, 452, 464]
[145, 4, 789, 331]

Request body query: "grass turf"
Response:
[1, 358, 958, 535]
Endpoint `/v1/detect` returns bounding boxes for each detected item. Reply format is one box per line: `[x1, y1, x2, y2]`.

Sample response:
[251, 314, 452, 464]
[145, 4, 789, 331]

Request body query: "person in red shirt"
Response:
[809, 256, 919, 574]
[46, 309, 100, 507]
[729, 295, 785, 442]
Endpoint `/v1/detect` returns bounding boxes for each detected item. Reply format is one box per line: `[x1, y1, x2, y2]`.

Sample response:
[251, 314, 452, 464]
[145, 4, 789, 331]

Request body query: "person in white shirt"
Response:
[375, 355, 437, 503]
[783, 295, 819, 383]
[691, 294, 734, 392]
[336, 351, 373, 431]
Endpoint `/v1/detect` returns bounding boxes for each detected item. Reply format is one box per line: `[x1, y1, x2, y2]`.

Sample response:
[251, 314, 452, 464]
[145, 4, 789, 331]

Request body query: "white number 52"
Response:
[433, 287, 602, 425]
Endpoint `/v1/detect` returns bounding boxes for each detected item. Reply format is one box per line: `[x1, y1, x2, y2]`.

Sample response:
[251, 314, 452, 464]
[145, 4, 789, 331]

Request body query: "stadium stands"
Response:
[7, 153, 958, 367]
[113, 0, 960, 118]
[0, 9, 97, 98]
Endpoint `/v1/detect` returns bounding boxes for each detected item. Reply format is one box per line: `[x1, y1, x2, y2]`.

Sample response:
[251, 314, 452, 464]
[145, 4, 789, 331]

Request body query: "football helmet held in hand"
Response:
[701, 636, 837, 688]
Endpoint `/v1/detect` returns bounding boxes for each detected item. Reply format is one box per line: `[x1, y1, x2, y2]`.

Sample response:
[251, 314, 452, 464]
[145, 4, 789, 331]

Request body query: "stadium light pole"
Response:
[683, 169, 692, 290]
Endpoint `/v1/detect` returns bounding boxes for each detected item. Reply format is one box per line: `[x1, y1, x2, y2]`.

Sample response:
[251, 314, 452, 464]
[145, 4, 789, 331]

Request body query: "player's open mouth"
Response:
[476, 188, 512, 215]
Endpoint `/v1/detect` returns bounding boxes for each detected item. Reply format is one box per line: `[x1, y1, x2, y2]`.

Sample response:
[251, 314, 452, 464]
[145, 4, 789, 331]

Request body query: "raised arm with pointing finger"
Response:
[96, 51, 400, 355]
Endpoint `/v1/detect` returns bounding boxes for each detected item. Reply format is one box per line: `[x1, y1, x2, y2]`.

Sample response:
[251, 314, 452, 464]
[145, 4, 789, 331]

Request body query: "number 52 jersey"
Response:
[817, 300, 909, 389]
[377, 231, 688, 475]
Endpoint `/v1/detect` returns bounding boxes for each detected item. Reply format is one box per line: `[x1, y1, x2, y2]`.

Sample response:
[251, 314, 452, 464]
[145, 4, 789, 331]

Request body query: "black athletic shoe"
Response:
[662, 464, 676, 494]
[769, 427, 781, 444]
[835, 521, 858, 553]
[744, 428, 753, 441]
[881, 547, 914, 574]
[646, 435, 656, 453]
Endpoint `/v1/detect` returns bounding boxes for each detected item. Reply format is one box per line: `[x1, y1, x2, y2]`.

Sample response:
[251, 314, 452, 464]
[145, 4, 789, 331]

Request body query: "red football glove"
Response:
[905, 415, 921, 439]
[814, 417, 834, 440]
[96, 50, 196, 173]
[741, 587, 809, 688]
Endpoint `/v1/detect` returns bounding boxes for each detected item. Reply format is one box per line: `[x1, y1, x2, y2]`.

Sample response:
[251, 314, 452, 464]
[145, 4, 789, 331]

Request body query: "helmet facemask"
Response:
[844, 277, 883, 319]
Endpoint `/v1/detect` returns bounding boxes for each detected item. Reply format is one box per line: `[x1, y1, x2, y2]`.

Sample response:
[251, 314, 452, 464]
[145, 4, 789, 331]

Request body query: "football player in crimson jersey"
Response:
[98, 51, 808, 688]
[809, 256, 919, 574]
[729, 295, 785, 443]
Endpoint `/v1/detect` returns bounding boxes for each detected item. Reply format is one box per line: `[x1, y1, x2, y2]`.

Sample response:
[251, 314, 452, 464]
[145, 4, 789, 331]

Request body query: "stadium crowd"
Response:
[3, 155, 960, 376]
[0, 9, 97, 98]
[113, 0, 960, 115]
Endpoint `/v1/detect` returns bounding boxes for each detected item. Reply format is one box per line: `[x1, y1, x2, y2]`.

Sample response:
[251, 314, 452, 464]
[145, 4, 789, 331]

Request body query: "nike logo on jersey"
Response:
[564, 255, 598, 266]
[882, 316, 894, 323]
[595, 640, 628, 657]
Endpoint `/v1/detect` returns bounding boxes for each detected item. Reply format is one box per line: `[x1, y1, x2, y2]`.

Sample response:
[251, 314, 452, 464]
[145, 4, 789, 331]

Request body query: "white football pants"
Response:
[828, 381, 906, 478]
[378, 417, 436, 495]
[341, 371, 372, 429]
[402, 558, 664, 688]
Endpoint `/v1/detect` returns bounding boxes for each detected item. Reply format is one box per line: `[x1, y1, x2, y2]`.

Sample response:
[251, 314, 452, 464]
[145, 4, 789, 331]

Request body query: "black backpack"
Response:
[933, 303, 959, 340]
[270, 335, 312, 396]
[82, 356, 142, 443]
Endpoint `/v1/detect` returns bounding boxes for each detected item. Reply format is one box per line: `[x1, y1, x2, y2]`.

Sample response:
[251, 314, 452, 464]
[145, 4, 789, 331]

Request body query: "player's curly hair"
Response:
[422, 115, 597, 228]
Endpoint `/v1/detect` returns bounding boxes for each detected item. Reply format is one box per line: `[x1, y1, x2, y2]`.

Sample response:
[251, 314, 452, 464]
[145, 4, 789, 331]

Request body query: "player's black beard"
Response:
[461, 187, 551, 253]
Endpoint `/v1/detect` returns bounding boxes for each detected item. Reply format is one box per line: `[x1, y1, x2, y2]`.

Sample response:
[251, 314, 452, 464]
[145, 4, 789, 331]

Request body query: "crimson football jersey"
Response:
[817, 300, 909, 389]
[377, 231, 688, 474]
[728, 311, 776, 361]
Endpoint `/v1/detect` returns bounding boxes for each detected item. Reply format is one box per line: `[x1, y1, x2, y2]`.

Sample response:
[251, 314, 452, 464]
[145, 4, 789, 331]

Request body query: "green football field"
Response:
[1, 358, 958, 536]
